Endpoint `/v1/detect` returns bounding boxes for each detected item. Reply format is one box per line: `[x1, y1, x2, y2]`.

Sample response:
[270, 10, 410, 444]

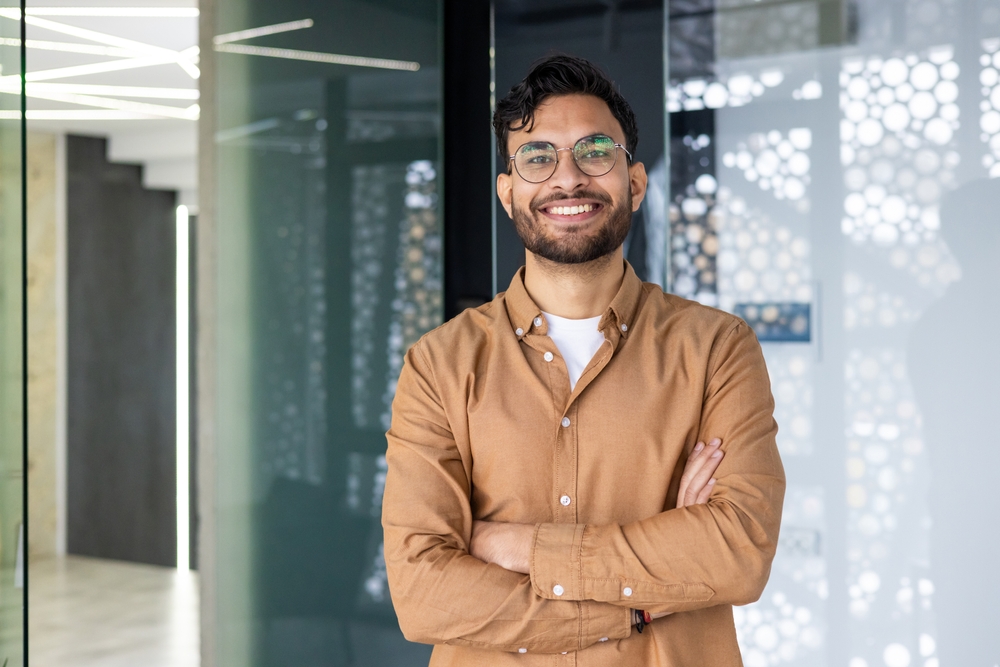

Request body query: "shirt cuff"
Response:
[579, 600, 633, 648]
[530, 522, 585, 600]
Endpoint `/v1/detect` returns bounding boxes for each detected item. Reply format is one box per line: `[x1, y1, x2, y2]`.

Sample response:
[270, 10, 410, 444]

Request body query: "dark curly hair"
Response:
[492, 54, 638, 169]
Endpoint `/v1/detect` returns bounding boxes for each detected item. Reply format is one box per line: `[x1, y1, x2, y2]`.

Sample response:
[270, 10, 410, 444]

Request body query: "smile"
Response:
[541, 201, 603, 219]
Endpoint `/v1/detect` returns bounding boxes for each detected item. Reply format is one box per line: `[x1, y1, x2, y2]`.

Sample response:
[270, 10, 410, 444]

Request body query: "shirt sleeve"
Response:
[530, 320, 786, 612]
[382, 342, 633, 654]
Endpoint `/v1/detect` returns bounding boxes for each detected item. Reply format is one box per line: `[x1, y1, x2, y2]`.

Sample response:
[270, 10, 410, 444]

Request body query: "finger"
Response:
[693, 478, 716, 505]
[676, 441, 705, 507]
[682, 445, 723, 507]
[678, 439, 721, 508]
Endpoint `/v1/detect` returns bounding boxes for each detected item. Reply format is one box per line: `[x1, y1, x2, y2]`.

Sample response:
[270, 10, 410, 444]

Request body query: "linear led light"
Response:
[0, 109, 161, 119]
[28, 8, 199, 17]
[0, 10, 199, 78]
[0, 86, 199, 118]
[215, 43, 420, 72]
[0, 37, 138, 58]
[214, 18, 313, 45]
[27, 82, 198, 100]
[176, 204, 191, 573]
[2, 55, 180, 83]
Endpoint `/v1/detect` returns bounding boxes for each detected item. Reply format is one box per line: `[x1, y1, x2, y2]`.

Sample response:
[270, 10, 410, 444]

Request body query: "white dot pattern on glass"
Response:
[561, 417, 571, 428]
[534, 317, 543, 327]
[623, 587, 633, 597]
[515, 328, 524, 336]
[543, 351, 554, 362]
[553, 584, 564, 596]
[560, 495, 571, 506]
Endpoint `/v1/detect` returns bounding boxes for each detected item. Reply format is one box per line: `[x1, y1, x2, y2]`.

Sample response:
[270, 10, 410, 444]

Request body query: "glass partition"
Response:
[209, 1, 441, 665]
[666, 1, 1000, 665]
[0, 3, 24, 665]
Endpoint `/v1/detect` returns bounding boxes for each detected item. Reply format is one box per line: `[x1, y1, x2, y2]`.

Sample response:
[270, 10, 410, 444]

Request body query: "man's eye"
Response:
[581, 150, 610, 159]
[526, 155, 554, 164]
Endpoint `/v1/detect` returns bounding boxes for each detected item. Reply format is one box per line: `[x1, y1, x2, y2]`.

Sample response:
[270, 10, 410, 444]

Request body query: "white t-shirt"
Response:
[542, 312, 606, 390]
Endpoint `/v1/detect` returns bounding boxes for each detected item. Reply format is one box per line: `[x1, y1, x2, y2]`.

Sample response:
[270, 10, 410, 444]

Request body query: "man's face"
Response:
[497, 93, 647, 265]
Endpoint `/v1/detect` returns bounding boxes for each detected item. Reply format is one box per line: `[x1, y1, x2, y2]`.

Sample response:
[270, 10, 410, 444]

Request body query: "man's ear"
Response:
[497, 171, 514, 219]
[628, 161, 648, 212]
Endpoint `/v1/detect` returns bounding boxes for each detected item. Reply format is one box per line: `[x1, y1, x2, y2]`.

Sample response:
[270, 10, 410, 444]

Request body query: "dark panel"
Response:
[443, 0, 494, 315]
[67, 134, 177, 567]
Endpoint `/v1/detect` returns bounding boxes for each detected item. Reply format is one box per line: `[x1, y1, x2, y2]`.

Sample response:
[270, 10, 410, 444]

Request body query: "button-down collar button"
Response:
[599, 637, 609, 642]
[515, 327, 524, 336]
[561, 417, 571, 428]
[543, 351, 554, 362]
[534, 316, 543, 328]
[621, 323, 628, 332]
[560, 495, 571, 506]
[562, 652, 568, 655]
[518, 648, 527, 653]
[623, 586, 633, 597]
[553, 584, 564, 596]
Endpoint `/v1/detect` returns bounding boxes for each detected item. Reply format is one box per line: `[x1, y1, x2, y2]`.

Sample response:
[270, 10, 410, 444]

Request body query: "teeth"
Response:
[551, 204, 594, 216]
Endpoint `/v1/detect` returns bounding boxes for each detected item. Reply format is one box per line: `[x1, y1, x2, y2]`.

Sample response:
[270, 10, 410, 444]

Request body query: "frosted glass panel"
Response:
[669, 1, 1000, 665]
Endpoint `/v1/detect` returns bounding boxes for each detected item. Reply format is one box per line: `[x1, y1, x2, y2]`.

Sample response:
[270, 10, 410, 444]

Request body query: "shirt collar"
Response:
[502, 260, 644, 341]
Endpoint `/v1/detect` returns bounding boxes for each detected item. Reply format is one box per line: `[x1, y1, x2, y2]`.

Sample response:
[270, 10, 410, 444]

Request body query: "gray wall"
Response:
[67, 134, 178, 567]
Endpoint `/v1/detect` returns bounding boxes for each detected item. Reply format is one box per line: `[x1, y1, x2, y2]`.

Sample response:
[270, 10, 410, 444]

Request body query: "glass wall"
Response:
[665, 1, 1000, 665]
[0, 3, 24, 666]
[208, 1, 441, 665]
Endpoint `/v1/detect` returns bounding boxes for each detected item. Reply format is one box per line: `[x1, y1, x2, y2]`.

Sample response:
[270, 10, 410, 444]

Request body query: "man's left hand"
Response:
[469, 520, 534, 574]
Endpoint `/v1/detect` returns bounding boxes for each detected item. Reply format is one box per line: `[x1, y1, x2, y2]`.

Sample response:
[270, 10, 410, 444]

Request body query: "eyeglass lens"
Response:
[513, 135, 620, 183]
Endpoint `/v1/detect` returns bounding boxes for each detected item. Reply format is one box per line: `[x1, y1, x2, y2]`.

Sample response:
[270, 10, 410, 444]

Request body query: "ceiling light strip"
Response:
[27, 8, 199, 17]
[0, 37, 138, 57]
[0, 10, 177, 57]
[0, 110, 160, 119]
[5, 55, 178, 83]
[213, 18, 313, 45]
[24, 82, 198, 100]
[2, 88, 199, 119]
[214, 43, 420, 71]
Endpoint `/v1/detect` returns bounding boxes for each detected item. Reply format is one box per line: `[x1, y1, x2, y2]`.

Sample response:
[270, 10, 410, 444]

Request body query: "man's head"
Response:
[493, 55, 647, 267]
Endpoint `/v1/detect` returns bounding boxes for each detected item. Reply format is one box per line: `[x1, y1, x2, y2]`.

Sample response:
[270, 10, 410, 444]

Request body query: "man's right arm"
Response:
[381, 342, 632, 655]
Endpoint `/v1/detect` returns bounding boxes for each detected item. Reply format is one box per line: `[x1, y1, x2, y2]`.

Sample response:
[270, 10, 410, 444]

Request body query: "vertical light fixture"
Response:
[176, 204, 190, 571]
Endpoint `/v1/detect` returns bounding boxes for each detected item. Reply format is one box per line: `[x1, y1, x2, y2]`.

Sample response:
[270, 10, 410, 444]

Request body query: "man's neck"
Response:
[523, 248, 625, 319]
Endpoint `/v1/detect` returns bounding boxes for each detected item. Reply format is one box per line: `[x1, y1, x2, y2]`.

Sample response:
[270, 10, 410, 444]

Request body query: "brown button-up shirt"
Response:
[383, 262, 785, 666]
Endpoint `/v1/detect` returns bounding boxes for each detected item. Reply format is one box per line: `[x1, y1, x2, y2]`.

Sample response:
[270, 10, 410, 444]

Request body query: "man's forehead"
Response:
[511, 94, 625, 144]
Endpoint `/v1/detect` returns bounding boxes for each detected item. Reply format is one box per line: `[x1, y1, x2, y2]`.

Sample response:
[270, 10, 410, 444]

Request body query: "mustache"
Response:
[530, 190, 613, 211]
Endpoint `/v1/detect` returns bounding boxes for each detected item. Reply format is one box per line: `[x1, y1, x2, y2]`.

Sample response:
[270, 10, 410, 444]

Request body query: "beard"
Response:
[511, 189, 633, 265]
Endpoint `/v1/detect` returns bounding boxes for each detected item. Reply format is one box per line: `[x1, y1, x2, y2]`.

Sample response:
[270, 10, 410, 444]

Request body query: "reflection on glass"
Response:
[672, 0, 1000, 665]
[212, 2, 441, 664]
[0, 3, 24, 665]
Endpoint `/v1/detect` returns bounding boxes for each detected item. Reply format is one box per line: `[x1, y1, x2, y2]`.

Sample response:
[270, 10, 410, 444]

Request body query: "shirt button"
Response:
[599, 637, 609, 642]
[518, 648, 527, 653]
[515, 327, 524, 336]
[561, 417, 571, 428]
[534, 316, 543, 327]
[623, 587, 633, 597]
[560, 495, 571, 506]
[543, 351, 554, 362]
[553, 584, 564, 596]
[621, 323, 628, 332]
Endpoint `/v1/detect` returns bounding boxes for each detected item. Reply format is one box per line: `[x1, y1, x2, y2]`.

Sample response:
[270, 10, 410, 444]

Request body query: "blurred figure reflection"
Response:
[908, 179, 1000, 666]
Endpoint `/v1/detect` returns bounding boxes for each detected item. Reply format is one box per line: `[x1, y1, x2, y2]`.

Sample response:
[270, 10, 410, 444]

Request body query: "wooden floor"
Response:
[29, 556, 198, 667]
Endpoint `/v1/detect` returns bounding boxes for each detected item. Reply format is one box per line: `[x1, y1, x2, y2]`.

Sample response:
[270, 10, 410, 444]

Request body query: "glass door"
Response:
[0, 1, 24, 665]
[206, 1, 442, 664]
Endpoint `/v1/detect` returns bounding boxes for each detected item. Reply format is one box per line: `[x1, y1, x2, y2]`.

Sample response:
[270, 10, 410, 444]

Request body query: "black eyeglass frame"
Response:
[507, 134, 633, 183]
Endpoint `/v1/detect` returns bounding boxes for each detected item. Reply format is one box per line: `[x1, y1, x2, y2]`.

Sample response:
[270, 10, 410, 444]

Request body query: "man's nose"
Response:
[547, 148, 589, 191]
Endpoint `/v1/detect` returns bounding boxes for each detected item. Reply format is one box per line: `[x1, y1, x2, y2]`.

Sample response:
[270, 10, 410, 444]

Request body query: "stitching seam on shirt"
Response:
[705, 318, 744, 396]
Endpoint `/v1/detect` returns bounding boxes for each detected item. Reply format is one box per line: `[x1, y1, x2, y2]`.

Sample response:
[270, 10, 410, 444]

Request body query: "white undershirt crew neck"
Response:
[541, 312, 606, 390]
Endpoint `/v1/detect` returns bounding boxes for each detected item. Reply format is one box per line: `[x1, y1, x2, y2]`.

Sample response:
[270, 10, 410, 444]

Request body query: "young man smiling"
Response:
[382, 55, 785, 666]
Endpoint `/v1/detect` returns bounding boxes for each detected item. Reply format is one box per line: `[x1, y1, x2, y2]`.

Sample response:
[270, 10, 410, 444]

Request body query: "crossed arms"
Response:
[382, 321, 786, 654]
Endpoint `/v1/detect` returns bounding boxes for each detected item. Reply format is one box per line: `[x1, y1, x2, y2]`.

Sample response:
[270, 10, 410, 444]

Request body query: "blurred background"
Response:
[0, 0, 998, 666]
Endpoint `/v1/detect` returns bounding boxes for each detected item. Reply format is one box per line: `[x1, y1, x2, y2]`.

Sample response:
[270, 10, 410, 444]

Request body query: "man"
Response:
[382, 54, 785, 665]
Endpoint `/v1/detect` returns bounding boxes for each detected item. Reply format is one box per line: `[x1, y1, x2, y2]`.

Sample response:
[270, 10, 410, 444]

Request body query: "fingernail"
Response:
[708, 478, 716, 485]
[712, 450, 722, 458]
[694, 442, 704, 452]
[710, 438, 722, 447]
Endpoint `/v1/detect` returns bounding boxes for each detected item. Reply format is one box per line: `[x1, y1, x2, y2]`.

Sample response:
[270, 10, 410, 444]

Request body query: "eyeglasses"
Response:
[509, 134, 632, 184]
